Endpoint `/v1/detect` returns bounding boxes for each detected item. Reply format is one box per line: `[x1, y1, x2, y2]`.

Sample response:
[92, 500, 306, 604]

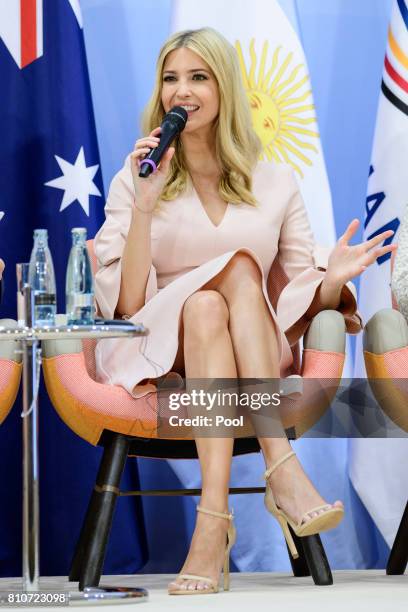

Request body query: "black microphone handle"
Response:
[139, 123, 179, 178]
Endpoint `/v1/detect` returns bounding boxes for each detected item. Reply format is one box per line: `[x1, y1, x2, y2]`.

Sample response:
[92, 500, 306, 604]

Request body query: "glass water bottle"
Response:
[28, 229, 57, 327]
[65, 228, 95, 325]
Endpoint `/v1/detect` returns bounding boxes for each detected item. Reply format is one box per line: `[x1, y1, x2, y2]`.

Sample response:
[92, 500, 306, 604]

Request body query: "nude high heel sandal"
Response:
[263, 450, 344, 559]
[168, 506, 236, 595]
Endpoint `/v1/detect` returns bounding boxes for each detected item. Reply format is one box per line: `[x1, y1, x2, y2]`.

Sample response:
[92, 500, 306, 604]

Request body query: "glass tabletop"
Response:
[0, 321, 148, 340]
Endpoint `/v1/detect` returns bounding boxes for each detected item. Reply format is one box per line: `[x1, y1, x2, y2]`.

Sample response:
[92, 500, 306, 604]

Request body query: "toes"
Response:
[187, 581, 197, 591]
[175, 578, 212, 592]
[167, 580, 179, 589]
[168, 579, 188, 591]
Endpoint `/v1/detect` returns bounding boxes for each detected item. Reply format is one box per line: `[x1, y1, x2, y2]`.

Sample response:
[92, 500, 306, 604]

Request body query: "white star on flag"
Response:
[0, 212, 4, 221]
[45, 147, 101, 216]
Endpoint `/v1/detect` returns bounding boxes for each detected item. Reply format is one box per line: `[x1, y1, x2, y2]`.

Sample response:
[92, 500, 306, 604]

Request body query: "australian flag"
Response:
[0, 0, 147, 577]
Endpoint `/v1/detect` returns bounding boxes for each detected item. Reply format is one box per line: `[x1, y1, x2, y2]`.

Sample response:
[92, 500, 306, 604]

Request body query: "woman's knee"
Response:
[219, 253, 263, 302]
[227, 252, 261, 279]
[183, 290, 229, 338]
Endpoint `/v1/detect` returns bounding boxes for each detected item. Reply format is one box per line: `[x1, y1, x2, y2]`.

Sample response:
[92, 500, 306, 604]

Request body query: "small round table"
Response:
[0, 322, 149, 605]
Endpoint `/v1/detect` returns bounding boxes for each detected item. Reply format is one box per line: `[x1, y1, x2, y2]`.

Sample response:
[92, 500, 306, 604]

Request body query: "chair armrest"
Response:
[364, 308, 408, 354]
[303, 310, 346, 353]
[0, 319, 22, 362]
[42, 338, 83, 358]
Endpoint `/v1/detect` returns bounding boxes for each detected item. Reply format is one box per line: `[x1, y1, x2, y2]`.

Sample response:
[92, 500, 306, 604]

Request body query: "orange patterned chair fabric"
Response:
[363, 249, 408, 432]
[0, 319, 22, 425]
[364, 309, 408, 432]
[41, 241, 346, 446]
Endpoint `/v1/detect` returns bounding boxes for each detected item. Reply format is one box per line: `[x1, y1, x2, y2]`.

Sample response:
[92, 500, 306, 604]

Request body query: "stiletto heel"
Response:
[276, 514, 299, 559]
[223, 555, 230, 590]
[168, 505, 236, 595]
[222, 516, 236, 591]
[263, 450, 344, 558]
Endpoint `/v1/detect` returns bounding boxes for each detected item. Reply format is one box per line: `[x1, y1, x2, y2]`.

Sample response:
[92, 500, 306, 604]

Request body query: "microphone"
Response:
[139, 106, 188, 178]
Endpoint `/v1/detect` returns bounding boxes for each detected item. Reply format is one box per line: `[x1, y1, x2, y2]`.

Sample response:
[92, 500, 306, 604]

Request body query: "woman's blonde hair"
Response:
[141, 27, 262, 206]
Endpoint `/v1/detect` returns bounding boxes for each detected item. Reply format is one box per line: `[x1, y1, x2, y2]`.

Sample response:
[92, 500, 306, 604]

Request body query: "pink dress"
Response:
[94, 157, 362, 397]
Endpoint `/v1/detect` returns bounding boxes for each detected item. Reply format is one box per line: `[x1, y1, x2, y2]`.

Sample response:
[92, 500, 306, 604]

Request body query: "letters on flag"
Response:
[351, 0, 408, 547]
[355, 0, 408, 338]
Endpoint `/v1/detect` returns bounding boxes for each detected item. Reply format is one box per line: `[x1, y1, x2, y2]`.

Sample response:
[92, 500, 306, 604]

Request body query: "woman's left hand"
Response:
[324, 218, 397, 290]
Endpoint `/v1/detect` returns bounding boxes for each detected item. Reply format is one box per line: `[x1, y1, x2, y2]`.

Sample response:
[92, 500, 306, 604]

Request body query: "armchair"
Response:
[363, 308, 408, 576]
[41, 241, 348, 590]
[0, 319, 22, 425]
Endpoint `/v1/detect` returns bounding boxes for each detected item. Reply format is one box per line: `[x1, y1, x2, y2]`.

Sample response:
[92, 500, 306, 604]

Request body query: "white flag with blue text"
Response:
[351, 0, 408, 548]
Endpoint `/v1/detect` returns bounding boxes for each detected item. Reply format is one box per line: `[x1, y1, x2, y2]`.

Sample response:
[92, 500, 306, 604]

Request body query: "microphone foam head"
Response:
[165, 106, 188, 131]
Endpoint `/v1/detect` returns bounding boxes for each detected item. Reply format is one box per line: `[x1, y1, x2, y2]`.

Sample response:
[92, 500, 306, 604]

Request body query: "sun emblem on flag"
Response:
[235, 40, 319, 177]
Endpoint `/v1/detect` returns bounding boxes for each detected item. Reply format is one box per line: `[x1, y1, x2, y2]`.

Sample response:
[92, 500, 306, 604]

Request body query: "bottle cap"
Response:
[33, 228, 48, 238]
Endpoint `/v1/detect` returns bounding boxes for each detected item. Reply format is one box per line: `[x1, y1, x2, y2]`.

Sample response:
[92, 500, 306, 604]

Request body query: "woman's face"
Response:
[161, 47, 220, 135]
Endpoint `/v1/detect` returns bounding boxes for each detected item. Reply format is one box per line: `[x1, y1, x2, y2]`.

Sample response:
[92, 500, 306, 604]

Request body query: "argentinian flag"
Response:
[171, 0, 335, 246]
[167, 0, 359, 571]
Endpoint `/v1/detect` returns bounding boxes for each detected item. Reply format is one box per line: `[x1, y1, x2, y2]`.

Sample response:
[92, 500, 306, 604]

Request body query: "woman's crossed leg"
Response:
[168, 252, 342, 593]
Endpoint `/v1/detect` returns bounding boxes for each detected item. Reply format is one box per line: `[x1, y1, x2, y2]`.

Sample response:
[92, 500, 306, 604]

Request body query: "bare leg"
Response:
[207, 253, 343, 524]
[168, 291, 236, 593]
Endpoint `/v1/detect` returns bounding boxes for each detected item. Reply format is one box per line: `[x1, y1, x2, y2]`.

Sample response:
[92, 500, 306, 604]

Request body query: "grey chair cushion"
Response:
[41, 338, 83, 358]
[0, 319, 22, 362]
[363, 308, 408, 354]
[303, 310, 346, 353]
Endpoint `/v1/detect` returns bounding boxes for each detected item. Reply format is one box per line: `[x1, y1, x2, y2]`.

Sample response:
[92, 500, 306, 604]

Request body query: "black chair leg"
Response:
[69, 485, 102, 582]
[69, 434, 130, 590]
[287, 526, 333, 585]
[301, 534, 333, 585]
[386, 502, 408, 575]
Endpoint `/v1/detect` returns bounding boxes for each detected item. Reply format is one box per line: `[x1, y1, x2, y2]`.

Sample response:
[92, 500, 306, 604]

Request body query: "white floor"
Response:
[0, 572, 406, 611]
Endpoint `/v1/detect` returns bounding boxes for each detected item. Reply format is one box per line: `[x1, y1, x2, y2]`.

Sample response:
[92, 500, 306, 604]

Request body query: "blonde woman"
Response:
[94, 28, 396, 595]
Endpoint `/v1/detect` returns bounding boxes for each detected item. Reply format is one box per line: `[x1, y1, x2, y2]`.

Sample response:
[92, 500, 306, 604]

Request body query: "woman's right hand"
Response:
[130, 127, 175, 213]
[0, 258, 4, 280]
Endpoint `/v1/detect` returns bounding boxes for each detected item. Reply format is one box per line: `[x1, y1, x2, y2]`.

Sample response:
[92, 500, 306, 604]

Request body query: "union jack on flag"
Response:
[0, 0, 43, 69]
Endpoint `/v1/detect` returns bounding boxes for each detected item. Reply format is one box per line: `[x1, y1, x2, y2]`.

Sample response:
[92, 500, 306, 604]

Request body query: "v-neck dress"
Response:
[94, 157, 362, 397]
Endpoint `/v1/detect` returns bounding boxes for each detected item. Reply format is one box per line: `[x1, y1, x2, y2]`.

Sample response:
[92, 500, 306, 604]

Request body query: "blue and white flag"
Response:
[171, 0, 335, 246]
[0, 0, 146, 576]
[351, 0, 408, 548]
